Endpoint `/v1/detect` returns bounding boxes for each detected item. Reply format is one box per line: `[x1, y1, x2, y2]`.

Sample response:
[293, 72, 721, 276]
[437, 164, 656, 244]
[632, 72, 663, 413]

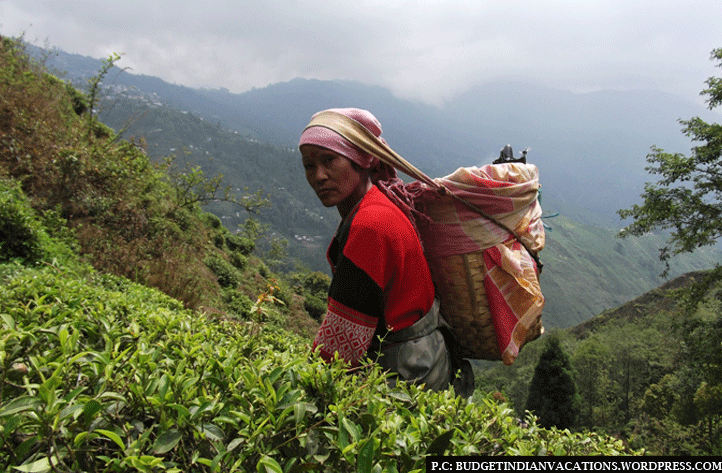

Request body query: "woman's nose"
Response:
[312, 165, 328, 182]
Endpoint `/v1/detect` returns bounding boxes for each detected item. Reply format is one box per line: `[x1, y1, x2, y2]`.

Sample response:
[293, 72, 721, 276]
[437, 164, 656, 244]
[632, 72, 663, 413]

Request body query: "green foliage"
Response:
[0, 263, 636, 472]
[0, 179, 48, 263]
[228, 251, 248, 270]
[525, 337, 579, 430]
[303, 294, 328, 322]
[225, 233, 255, 256]
[291, 271, 331, 321]
[204, 255, 242, 289]
[0, 36, 265, 312]
[571, 337, 613, 428]
[85, 52, 124, 139]
[65, 80, 88, 116]
[0, 178, 77, 268]
[478, 271, 722, 455]
[613, 47, 722, 452]
[162, 153, 271, 215]
[95, 84, 339, 274]
[300, 271, 332, 295]
[222, 288, 254, 318]
[618, 48, 722, 287]
[641, 374, 680, 420]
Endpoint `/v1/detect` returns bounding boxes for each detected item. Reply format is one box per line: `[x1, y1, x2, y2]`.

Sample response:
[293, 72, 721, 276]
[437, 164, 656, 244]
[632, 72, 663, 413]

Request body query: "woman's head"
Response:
[300, 107, 425, 236]
[301, 144, 371, 216]
[299, 108, 383, 170]
[299, 108, 383, 217]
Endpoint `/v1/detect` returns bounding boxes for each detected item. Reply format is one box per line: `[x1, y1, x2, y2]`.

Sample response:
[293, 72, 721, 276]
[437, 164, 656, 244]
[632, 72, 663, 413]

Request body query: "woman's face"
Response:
[301, 144, 371, 217]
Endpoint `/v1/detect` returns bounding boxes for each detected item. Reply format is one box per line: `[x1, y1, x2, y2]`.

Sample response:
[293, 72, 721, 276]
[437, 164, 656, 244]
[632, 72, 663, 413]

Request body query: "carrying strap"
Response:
[303, 111, 543, 271]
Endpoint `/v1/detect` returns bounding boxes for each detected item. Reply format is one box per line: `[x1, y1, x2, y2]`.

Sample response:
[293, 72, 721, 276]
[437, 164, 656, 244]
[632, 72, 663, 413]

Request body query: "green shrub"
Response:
[212, 231, 225, 249]
[148, 216, 183, 239]
[65, 81, 88, 115]
[304, 293, 327, 321]
[302, 271, 331, 295]
[290, 271, 330, 321]
[204, 254, 241, 288]
[204, 213, 222, 229]
[222, 288, 253, 318]
[228, 251, 247, 270]
[0, 179, 47, 263]
[168, 207, 194, 232]
[225, 233, 255, 255]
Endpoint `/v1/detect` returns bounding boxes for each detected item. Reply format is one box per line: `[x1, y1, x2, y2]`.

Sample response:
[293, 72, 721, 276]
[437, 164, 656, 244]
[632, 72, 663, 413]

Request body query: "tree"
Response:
[162, 153, 270, 214]
[525, 336, 579, 429]
[619, 49, 722, 451]
[618, 48, 722, 308]
[571, 337, 612, 428]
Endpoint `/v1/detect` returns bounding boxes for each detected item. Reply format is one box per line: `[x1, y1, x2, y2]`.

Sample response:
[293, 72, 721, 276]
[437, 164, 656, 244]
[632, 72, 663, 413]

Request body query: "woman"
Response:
[299, 108, 473, 395]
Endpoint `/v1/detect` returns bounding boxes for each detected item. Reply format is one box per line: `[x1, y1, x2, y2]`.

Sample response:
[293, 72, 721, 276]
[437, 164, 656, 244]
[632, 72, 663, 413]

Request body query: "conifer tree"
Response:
[525, 336, 579, 429]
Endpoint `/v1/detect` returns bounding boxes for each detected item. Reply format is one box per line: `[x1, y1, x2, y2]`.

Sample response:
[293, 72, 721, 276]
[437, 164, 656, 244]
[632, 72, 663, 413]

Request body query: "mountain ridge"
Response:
[43, 45, 722, 223]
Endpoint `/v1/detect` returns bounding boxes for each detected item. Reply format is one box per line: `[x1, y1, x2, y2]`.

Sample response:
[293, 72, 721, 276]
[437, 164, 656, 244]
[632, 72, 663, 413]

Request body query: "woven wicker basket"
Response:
[427, 250, 500, 360]
[428, 247, 544, 360]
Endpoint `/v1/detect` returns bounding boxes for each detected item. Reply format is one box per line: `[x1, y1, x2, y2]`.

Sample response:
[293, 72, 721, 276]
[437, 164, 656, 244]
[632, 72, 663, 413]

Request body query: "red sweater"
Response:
[313, 186, 435, 365]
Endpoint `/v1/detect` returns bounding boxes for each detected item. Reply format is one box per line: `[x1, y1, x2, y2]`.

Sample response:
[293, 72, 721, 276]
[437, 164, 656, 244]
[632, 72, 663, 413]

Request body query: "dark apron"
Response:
[372, 300, 475, 396]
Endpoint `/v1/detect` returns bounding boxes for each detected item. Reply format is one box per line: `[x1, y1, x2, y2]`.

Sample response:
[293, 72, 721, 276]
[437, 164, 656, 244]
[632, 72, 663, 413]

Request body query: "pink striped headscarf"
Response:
[299, 108, 383, 168]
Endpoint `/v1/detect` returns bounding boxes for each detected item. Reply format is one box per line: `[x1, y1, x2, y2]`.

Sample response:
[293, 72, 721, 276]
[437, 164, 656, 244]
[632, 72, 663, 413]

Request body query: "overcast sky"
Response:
[2, 0, 721, 107]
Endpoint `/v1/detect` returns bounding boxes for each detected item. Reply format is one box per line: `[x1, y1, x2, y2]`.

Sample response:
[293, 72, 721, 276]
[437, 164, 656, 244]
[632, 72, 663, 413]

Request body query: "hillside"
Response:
[0, 36, 637, 470]
[476, 269, 722, 455]
[538, 215, 719, 325]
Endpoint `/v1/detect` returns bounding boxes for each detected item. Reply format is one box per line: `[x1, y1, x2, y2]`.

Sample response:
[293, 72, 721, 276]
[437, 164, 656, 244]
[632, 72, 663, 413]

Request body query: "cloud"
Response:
[2, 0, 721, 106]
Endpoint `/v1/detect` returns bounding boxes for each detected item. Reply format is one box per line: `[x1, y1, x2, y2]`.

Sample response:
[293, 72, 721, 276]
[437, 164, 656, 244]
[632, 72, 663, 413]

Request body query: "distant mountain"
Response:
[43, 45, 722, 224]
[38, 45, 720, 328]
[442, 81, 720, 224]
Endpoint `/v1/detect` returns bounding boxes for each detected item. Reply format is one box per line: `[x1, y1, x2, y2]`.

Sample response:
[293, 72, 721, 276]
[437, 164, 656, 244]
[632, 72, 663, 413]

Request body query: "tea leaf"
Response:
[96, 429, 125, 450]
[357, 439, 374, 473]
[11, 457, 51, 473]
[426, 430, 454, 456]
[154, 428, 182, 454]
[0, 396, 40, 417]
[256, 455, 283, 473]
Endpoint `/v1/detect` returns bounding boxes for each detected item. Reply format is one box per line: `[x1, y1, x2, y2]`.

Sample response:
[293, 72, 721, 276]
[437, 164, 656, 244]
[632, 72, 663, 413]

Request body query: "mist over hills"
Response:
[44, 44, 722, 224]
[39, 46, 720, 327]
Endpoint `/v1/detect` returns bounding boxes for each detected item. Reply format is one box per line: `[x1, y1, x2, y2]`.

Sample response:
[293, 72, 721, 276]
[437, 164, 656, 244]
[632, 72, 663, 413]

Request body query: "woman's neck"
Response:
[337, 180, 373, 219]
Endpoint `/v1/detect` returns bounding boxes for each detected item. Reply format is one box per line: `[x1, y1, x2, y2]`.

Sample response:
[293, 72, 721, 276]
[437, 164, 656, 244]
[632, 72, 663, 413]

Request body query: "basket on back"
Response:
[411, 164, 545, 364]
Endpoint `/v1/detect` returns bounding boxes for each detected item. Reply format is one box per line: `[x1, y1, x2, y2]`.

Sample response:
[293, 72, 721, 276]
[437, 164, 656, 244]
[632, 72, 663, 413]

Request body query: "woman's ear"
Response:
[351, 162, 373, 182]
[370, 162, 396, 183]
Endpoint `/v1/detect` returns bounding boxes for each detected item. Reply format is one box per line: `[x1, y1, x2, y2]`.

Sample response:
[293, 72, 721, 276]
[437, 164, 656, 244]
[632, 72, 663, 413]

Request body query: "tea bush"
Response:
[1, 259, 638, 472]
[0, 178, 48, 263]
[204, 254, 242, 289]
[225, 234, 255, 256]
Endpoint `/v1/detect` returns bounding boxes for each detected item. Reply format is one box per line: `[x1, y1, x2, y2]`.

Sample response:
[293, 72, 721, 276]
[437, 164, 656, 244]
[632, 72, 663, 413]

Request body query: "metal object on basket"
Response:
[493, 144, 530, 165]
